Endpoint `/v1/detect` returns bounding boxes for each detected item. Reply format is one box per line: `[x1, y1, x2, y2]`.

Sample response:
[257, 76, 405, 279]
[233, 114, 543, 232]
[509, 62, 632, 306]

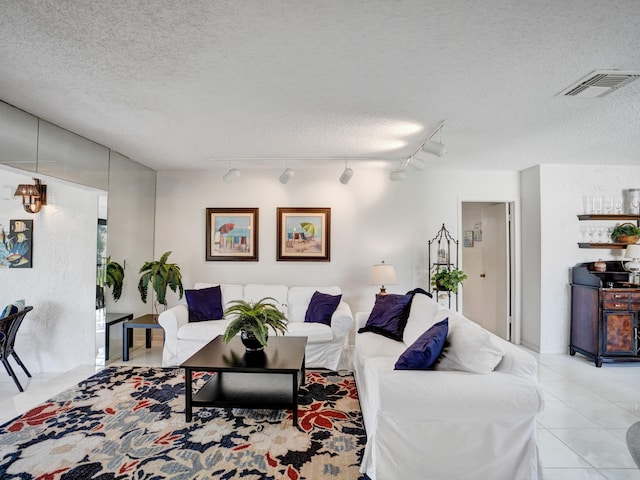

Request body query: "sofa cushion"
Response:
[1, 299, 25, 318]
[304, 291, 342, 326]
[194, 283, 244, 311]
[395, 318, 448, 370]
[185, 286, 223, 322]
[177, 319, 228, 341]
[358, 293, 412, 341]
[285, 321, 333, 344]
[288, 286, 342, 323]
[436, 314, 505, 374]
[403, 291, 441, 346]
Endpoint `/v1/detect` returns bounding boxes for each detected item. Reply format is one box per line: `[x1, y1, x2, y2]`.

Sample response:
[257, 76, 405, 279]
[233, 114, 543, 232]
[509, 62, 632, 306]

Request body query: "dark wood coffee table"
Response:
[181, 335, 307, 427]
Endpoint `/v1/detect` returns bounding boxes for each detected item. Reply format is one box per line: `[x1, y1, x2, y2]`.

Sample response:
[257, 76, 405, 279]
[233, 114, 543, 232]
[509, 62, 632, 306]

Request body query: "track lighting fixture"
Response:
[422, 140, 447, 157]
[223, 168, 240, 184]
[389, 168, 407, 181]
[339, 161, 353, 184]
[279, 167, 295, 184]
[406, 156, 426, 170]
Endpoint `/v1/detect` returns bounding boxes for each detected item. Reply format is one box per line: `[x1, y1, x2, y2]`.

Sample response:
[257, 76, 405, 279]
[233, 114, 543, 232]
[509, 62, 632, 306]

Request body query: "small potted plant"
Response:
[611, 223, 640, 244]
[431, 268, 468, 293]
[104, 256, 125, 302]
[222, 297, 288, 351]
[138, 251, 184, 313]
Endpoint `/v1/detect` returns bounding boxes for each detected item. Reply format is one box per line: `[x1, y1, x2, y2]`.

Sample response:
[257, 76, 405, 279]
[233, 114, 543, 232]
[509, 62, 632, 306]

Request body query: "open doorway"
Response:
[461, 202, 516, 342]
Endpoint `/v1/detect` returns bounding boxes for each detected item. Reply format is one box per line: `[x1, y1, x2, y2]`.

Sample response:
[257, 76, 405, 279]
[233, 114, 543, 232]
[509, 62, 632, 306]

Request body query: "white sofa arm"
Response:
[355, 311, 369, 331]
[330, 301, 354, 340]
[158, 304, 189, 366]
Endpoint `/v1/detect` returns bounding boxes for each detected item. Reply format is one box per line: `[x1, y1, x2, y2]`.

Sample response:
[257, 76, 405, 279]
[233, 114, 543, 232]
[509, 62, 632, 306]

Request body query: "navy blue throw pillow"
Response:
[358, 293, 413, 341]
[305, 291, 342, 326]
[395, 318, 449, 370]
[185, 285, 223, 322]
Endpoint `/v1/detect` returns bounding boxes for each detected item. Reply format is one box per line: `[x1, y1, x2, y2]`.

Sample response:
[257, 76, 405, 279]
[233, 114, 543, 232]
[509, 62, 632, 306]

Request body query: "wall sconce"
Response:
[14, 178, 47, 213]
[369, 260, 398, 295]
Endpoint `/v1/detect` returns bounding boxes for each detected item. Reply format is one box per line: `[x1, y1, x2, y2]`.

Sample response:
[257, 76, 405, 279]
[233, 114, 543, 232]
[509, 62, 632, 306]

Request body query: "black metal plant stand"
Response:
[428, 224, 460, 310]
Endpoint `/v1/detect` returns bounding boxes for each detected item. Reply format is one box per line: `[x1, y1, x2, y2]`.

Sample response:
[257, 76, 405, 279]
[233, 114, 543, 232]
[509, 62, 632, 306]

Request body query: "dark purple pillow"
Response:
[358, 293, 413, 341]
[304, 291, 342, 326]
[185, 285, 223, 322]
[395, 318, 449, 370]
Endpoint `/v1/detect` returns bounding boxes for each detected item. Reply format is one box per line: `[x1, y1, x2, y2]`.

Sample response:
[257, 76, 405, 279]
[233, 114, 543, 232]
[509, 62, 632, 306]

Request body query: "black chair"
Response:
[0, 306, 33, 392]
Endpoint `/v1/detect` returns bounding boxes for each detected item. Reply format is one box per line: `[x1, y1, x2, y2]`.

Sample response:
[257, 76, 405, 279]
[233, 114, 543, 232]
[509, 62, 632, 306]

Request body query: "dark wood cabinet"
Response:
[570, 262, 640, 367]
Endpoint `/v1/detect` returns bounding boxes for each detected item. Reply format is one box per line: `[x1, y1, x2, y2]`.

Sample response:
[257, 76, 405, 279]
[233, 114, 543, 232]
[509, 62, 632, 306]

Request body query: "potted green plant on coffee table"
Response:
[222, 297, 288, 351]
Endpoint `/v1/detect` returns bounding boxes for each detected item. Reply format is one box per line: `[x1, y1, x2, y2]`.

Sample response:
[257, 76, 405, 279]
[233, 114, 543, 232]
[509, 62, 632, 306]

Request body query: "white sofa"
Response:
[158, 283, 353, 371]
[354, 293, 544, 480]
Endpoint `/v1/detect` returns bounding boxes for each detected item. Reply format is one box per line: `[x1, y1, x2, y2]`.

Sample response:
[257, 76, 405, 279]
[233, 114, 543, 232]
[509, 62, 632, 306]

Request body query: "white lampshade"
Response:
[407, 156, 426, 170]
[625, 244, 640, 259]
[369, 261, 398, 294]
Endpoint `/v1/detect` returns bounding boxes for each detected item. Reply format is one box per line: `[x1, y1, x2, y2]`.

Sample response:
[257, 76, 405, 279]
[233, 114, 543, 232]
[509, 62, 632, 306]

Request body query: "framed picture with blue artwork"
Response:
[205, 208, 258, 261]
[277, 207, 331, 261]
[0, 219, 33, 268]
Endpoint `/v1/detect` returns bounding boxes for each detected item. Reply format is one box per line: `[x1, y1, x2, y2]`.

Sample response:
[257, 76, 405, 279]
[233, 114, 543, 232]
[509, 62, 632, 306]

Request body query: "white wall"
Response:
[155, 166, 520, 315]
[523, 164, 640, 354]
[0, 168, 100, 372]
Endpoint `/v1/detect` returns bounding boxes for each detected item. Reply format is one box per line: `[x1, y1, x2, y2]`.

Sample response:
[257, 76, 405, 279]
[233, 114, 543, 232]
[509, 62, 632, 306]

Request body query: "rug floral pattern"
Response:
[0, 367, 366, 479]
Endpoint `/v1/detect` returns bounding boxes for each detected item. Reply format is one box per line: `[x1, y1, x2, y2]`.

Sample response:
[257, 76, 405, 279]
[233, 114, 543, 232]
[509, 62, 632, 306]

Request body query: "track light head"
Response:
[389, 169, 407, 181]
[422, 140, 447, 157]
[279, 168, 295, 184]
[223, 168, 240, 184]
[407, 156, 426, 170]
[340, 167, 353, 185]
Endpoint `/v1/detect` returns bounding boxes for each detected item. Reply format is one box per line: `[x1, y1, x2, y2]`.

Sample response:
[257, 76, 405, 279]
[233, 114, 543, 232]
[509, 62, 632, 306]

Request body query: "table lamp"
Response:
[369, 261, 398, 295]
[624, 244, 640, 285]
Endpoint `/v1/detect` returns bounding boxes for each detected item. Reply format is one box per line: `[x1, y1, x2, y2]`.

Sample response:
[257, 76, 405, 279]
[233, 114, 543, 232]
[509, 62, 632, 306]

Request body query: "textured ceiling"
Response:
[0, 0, 639, 172]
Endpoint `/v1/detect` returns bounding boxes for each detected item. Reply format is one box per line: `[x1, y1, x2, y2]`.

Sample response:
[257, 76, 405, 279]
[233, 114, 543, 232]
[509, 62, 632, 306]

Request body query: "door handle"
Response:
[480, 274, 486, 278]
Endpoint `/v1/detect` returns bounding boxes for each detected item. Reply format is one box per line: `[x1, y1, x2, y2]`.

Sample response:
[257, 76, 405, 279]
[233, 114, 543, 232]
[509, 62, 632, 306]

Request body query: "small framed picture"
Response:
[277, 207, 331, 261]
[464, 230, 474, 248]
[474, 222, 483, 242]
[205, 208, 258, 261]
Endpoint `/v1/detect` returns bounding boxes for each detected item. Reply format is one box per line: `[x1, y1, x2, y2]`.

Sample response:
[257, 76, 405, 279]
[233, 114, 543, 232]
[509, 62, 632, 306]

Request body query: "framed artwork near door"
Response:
[277, 207, 331, 261]
[463, 231, 474, 247]
[205, 208, 259, 261]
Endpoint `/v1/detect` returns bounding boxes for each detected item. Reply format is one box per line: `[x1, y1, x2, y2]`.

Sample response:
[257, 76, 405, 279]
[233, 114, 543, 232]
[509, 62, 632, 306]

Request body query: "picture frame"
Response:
[205, 208, 258, 261]
[463, 230, 474, 248]
[474, 222, 483, 242]
[277, 207, 331, 261]
[0, 219, 33, 268]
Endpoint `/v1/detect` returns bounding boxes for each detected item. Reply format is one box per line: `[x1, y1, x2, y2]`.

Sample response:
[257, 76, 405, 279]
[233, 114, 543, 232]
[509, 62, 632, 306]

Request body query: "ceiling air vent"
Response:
[557, 70, 640, 98]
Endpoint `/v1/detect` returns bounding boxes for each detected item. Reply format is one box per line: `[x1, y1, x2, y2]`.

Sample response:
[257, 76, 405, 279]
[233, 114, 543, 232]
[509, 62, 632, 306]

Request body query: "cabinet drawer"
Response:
[604, 302, 630, 310]
[604, 292, 631, 302]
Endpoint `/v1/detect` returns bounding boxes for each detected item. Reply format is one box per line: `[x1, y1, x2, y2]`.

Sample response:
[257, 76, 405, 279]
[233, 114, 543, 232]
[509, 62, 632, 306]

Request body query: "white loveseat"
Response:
[158, 283, 353, 371]
[354, 293, 544, 480]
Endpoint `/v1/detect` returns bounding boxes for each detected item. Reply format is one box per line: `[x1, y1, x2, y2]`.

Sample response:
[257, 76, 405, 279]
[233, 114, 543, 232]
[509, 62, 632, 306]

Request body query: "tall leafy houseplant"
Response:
[104, 257, 125, 302]
[138, 251, 184, 312]
[222, 297, 288, 350]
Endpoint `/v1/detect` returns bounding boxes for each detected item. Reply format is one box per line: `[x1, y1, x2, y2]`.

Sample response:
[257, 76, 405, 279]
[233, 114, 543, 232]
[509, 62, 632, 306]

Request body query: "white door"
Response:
[481, 203, 510, 340]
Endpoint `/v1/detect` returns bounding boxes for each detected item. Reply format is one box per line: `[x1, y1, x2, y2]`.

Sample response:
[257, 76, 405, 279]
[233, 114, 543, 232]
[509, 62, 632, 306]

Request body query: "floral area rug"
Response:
[0, 366, 366, 479]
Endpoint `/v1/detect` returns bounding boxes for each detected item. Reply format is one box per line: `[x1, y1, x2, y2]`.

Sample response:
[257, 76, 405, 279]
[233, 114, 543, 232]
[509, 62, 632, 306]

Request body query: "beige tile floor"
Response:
[1, 344, 640, 478]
